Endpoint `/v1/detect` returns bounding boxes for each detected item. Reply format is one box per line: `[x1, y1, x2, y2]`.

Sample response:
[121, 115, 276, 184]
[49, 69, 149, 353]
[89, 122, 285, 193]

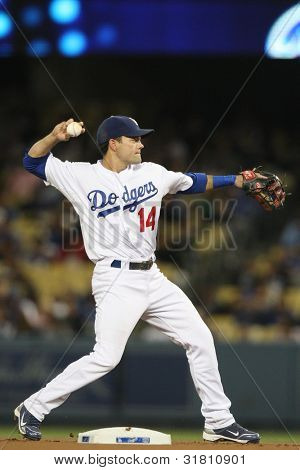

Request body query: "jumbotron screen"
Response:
[0, 0, 299, 58]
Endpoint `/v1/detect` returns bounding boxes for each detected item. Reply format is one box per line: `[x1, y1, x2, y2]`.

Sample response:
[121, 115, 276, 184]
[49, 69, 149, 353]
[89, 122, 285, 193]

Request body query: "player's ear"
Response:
[108, 138, 121, 152]
[108, 139, 117, 152]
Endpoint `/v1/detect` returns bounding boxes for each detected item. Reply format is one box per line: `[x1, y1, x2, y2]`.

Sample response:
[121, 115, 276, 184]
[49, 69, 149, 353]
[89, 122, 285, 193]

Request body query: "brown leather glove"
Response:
[240, 168, 286, 211]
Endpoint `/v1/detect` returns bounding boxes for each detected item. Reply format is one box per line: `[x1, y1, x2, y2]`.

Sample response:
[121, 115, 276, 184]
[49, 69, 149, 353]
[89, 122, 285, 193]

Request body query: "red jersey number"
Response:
[138, 207, 156, 232]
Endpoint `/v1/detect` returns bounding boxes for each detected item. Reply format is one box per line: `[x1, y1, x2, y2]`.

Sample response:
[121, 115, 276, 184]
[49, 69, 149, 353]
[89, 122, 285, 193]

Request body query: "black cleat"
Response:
[203, 422, 260, 444]
[14, 403, 42, 441]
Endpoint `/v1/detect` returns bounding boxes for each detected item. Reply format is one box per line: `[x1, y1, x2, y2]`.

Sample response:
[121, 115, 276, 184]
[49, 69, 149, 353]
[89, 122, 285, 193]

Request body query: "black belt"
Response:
[111, 259, 153, 270]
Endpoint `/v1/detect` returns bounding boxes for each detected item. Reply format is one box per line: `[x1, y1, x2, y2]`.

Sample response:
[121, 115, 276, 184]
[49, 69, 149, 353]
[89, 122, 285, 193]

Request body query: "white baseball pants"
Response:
[25, 261, 234, 430]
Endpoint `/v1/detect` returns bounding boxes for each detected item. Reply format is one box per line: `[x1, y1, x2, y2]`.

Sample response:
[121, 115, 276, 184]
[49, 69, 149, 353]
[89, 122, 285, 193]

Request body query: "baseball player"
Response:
[15, 116, 260, 444]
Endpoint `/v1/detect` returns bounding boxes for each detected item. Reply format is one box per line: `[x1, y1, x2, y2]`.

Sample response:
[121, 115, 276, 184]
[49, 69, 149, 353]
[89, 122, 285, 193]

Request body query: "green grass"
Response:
[1, 426, 300, 444]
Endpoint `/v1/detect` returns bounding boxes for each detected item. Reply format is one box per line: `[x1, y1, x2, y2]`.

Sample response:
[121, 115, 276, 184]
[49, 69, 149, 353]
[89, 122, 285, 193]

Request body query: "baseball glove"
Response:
[240, 168, 286, 211]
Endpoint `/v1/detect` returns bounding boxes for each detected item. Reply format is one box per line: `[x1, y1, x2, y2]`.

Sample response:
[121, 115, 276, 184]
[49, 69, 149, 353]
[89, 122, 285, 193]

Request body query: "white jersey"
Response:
[45, 153, 193, 263]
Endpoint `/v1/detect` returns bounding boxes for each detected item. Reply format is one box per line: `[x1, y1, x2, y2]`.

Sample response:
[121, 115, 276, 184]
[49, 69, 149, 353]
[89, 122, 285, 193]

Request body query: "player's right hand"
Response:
[51, 118, 84, 142]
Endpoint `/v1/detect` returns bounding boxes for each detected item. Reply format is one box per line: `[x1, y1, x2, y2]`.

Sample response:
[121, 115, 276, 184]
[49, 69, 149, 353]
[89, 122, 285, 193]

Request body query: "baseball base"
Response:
[77, 427, 172, 445]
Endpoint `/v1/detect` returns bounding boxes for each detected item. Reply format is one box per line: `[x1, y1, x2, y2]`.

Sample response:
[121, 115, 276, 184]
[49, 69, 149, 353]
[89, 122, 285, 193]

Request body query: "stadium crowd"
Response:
[0, 114, 299, 342]
[0, 59, 299, 342]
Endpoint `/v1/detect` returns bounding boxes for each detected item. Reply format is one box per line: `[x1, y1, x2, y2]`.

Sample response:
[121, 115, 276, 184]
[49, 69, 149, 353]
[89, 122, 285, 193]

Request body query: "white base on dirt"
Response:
[78, 427, 172, 445]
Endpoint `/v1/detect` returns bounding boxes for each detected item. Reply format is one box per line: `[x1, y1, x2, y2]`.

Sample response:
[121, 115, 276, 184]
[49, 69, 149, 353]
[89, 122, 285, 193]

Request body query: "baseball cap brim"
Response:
[124, 128, 154, 138]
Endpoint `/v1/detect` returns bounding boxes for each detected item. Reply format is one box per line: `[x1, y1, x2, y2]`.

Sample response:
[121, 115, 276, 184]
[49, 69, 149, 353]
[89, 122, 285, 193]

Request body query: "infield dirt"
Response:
[0, 439, 299, 450]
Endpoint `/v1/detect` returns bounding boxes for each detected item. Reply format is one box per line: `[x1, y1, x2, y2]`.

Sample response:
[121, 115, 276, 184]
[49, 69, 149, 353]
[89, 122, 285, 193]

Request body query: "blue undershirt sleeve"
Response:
[23, 152, 50, 181]
[177, 172, 208, 194]
[213, 175, 236, 188]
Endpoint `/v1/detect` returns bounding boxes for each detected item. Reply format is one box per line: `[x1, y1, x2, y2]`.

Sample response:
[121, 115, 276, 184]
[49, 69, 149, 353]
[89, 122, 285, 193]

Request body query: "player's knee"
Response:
[203, 324, 214, 344]
[93, 353, 121, 371]
[188, 323, 215, 350]
[107, 355, 122, 370]
[92, 344, 123, 371]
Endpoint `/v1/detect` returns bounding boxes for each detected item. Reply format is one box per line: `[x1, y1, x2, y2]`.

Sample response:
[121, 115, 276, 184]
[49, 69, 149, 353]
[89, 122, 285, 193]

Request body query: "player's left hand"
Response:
[239, 167, 286, 211]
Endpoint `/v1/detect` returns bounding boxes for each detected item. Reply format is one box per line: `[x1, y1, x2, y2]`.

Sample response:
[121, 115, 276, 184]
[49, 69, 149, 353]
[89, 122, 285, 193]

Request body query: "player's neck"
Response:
[101, 156, 129, 173]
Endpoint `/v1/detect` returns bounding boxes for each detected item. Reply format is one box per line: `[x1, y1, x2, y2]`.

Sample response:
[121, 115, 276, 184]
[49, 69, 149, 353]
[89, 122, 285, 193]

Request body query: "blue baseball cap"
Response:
[96, 115, 154, 145]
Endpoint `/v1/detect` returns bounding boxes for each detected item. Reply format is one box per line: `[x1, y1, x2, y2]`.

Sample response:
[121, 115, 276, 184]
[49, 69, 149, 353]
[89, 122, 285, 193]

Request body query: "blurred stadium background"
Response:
[0, 0, 299, 434]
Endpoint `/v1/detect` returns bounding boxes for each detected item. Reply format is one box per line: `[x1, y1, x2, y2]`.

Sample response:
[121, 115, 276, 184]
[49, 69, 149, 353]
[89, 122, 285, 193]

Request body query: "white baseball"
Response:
[67, 122, 82, 137]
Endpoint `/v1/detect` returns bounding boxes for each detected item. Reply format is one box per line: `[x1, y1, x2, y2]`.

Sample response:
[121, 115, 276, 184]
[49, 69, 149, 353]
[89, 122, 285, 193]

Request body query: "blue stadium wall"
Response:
[1, 339, 299, 428]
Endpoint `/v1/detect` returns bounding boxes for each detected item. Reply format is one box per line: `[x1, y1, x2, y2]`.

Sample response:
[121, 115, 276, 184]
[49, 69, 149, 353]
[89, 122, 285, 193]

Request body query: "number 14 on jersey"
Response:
[138, 207, 156, 232]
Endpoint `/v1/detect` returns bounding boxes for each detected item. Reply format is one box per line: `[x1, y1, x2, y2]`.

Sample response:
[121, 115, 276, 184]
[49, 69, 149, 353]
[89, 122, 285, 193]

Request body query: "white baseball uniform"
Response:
[24, 153, 234, 430]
